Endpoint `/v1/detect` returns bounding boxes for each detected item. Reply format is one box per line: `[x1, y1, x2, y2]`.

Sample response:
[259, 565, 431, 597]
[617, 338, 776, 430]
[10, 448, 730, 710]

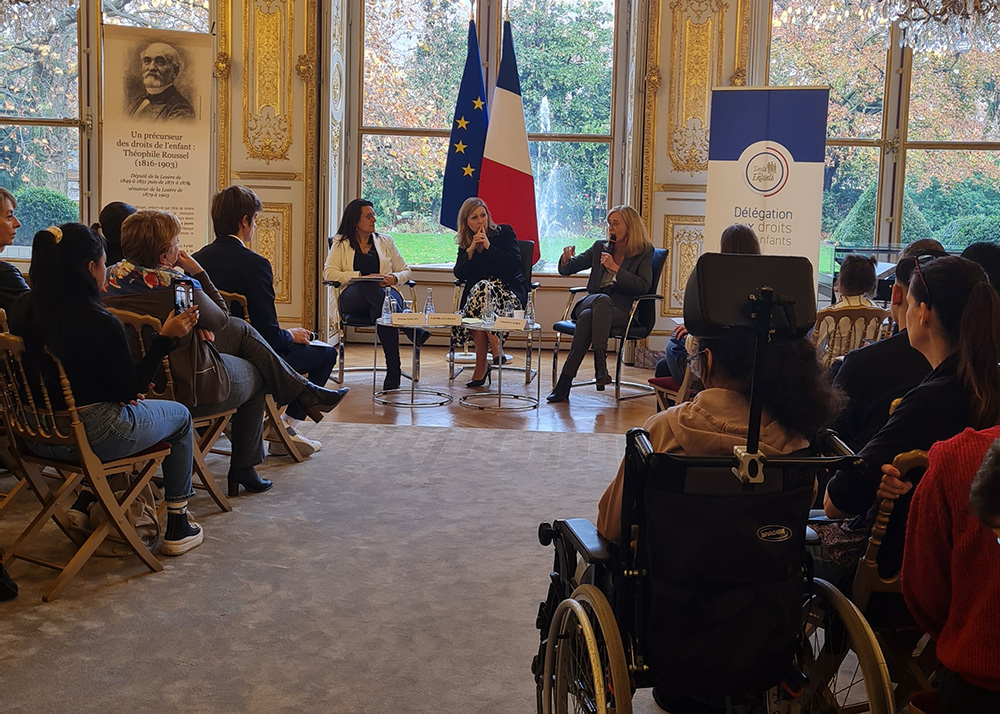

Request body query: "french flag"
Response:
[478, 19, 539, 264]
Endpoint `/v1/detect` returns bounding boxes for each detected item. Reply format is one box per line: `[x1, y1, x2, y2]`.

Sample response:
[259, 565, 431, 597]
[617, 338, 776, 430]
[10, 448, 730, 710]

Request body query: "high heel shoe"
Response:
[547, 375, 573, 403]
[227, 467, 273, 497]
[303, 385, 351, 423]
[593, 351, 612, 391]
[465, 364, 492, 388]
[491, 353, 513, 366]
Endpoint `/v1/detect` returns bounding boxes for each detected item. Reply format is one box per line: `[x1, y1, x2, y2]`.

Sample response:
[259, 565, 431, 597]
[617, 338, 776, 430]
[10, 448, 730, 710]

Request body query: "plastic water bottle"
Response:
[482, 284, 496, 327]
[525, 294, 535, 327]
[423, 287, 435, 322]
[381, 291, 393, 323]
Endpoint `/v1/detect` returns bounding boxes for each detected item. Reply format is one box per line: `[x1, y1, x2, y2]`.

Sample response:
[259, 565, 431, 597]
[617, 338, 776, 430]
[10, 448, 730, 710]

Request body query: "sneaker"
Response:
[161, 513, 204, 556]
[268, 425, 321, 457]
[67, 490, 96, 533]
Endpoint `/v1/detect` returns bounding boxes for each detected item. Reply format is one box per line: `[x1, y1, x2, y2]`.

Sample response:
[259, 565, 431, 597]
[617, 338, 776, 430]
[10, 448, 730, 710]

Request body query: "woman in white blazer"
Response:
[324, 199, 428, 390]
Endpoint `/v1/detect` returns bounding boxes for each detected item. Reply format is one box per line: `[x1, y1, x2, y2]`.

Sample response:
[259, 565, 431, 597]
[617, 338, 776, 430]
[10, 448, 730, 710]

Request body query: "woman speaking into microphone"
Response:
[547, 205, 653, 403]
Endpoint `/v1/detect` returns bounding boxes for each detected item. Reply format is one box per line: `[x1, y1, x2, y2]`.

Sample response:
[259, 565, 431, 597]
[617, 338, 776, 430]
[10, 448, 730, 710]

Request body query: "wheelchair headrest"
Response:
[683, 254, 816, 339]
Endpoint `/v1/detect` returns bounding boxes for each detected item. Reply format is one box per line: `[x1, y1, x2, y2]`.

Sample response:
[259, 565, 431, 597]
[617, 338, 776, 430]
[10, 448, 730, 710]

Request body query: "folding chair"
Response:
[108, 308, 235, 512]
[0, 334, 168, 601]
[0, 307, 28, 516]
[217, 291, 305, 463]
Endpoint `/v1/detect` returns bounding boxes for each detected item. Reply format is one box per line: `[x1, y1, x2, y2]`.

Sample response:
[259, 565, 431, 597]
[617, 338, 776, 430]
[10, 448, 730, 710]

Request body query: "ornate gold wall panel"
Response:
[667, 0, 726, 176]
[215, 5, 232, 191]
[732, 0, 751, 86]
[301, 0, 319, 331]
[254, 203, 293, 303]
[663, 215, 705, 316]
[242, 0, 295, 163]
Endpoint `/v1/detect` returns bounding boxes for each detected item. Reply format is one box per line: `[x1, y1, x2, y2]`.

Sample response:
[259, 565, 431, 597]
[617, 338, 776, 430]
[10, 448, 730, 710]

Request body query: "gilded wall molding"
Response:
[640, 0, 662, 222]
[731, 0, 751, 86]
[663, 214, 705, 316]
[242, 0, 295, 164]
[667, 0, 726, 176]
[216, 5, 232, 191]
[255, 203, 293, 303]
[302, 0, 319, 329]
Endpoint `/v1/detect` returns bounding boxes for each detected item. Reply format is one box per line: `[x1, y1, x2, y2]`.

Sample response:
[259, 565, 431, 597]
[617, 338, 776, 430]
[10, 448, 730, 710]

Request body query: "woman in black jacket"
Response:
[9, 223, 204, 556]
[453, 197, 527, 387]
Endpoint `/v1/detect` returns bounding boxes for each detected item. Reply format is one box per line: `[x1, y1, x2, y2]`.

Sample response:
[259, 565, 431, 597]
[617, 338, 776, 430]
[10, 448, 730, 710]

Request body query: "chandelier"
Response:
[878, 1, 1000, 52]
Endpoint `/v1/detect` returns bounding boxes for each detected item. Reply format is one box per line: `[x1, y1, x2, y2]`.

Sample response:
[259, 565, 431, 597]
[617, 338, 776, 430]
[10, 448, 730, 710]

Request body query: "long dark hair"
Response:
[698, 332, 842, 439]
[719, 224, 760, 255]
[336, 199, 374, 251]
[909, 255, 1000, 428]
[29, 223, 107, 350]
[93, 201, 136, 265]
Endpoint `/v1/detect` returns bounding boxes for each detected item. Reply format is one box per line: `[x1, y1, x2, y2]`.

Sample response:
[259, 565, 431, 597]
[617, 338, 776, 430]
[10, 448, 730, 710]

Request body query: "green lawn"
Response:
[391, 231, 601, 272]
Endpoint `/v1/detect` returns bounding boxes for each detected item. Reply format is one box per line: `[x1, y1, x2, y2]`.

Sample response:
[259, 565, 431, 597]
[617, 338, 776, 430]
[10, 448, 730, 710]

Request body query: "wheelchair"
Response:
[532, 254, 897, 714]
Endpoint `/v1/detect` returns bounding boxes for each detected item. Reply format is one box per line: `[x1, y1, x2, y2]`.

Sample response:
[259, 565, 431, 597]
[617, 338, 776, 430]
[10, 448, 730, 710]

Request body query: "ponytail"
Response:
[958, 280, 1000, 428]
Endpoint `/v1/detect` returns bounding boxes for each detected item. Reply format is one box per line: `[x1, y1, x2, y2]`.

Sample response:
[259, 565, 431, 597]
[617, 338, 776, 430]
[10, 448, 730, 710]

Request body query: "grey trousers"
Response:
[190, 317, 313, 469]
[559, 293, 628, 380]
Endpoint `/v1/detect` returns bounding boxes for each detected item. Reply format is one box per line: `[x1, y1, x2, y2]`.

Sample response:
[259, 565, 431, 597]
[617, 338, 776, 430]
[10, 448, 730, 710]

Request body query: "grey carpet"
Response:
[0, 423, 649, 714]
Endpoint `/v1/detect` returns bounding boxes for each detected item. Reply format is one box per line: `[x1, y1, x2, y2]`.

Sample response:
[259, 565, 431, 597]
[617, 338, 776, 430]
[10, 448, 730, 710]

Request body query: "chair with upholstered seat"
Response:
[0, 333, 170, 601]
[812, 304, 891, 369]
[552, 247, 669, 401]
[108, 307, 235, 512]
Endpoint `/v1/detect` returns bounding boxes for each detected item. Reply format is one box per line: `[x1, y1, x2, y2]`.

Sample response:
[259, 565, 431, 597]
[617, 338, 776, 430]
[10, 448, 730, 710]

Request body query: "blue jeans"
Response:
[28, 400, 195, 503]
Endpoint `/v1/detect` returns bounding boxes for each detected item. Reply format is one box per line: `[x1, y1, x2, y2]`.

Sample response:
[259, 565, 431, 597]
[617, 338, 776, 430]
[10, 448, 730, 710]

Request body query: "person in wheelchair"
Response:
[597, 329, 841, 543]
[823, 256, 1000, 577]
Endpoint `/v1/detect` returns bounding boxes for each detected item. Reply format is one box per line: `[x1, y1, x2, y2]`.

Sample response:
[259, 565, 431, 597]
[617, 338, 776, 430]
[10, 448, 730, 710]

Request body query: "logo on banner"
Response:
[744, 144, 791, 197]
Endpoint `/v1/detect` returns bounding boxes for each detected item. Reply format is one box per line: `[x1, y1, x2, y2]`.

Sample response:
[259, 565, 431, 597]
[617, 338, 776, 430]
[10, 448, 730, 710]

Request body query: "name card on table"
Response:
[391, 313, 427, 327]
[493, 317, 528, 331]
[427, 313, 462, 326]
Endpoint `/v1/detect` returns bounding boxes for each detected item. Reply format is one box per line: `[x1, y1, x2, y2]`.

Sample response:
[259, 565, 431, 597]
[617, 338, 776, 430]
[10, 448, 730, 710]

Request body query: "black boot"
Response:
[594, 350, 612, 391]
[379, 324, 403, 390]
[227, 466, 273, 497]
[547, 375, 573, 403]
[402, 327, 431, 346]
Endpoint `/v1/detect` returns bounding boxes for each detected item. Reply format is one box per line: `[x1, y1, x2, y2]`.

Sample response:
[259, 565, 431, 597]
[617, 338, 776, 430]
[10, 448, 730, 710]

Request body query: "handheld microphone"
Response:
[604, 237, 616, 254]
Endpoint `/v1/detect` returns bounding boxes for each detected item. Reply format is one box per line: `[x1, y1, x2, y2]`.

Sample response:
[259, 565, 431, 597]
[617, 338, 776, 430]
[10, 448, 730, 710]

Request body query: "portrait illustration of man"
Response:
[126, 41, 195, 122]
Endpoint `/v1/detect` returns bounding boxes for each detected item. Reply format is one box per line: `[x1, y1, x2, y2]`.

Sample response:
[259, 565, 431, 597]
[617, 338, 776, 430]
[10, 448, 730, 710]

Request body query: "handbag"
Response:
[170, 333, 231, 407]
[813, 514, 872, 568]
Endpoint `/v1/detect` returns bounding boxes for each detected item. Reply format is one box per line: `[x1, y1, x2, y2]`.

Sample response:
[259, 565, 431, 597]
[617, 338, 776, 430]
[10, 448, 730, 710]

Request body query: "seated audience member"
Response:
[961, 241, 1000, 293]
[9, 223, 203, 555]
[92, 201, 136, 267]
[193, 185, 336, 457]
[812, 254, 879, 362]
[823, 256, 1000, 575]
[103, 210, 348, 496]
[0, 187, 30, 311]
[597, 330, 841, 542]
[655, 223, 760, 383]
[877, 428, 1000, 714]
[831, 244, 946, 451]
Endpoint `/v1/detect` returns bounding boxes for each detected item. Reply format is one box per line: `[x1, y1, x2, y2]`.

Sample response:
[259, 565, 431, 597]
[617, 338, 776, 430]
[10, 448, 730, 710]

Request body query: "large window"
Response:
[769, 0, 1000, 264]
[357, 0, 622, 271]
[0, 1, 208, 257]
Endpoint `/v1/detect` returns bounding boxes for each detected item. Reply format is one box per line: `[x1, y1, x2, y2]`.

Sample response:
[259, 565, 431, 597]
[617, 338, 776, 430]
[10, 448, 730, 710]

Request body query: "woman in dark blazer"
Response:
[548, 205, 653, 403]
[453, 197, 527, 387]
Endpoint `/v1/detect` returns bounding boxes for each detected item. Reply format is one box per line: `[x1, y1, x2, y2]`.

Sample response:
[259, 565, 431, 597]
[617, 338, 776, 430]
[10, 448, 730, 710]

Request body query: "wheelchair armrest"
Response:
[568, 286, 589, 294]
[558, 518, 612, 565]
[806, 508, 844, 525]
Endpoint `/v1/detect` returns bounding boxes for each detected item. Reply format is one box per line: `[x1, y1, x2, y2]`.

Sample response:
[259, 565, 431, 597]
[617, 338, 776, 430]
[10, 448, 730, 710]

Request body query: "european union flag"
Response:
[440, 20, 488, 230]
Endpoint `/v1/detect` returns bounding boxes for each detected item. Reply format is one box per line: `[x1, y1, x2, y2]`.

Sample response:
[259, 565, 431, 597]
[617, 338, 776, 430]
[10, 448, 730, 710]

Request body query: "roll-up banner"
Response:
[704, 87, 829, 288]
[102, 26, 213, 252]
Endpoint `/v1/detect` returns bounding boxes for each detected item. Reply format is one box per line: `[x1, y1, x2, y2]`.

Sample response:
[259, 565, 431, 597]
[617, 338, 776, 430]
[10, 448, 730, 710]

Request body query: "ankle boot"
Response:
[402, 327, 431, 347]
[547, 375, 573, 403]
[594, 350, 612, 391]
[228, 466, 273, 497]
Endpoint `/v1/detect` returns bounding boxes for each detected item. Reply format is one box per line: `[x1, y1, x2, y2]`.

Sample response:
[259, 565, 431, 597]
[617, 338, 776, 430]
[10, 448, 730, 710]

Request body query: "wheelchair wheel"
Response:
[799, 578, 894, 714]
[542, 585, 632, 714]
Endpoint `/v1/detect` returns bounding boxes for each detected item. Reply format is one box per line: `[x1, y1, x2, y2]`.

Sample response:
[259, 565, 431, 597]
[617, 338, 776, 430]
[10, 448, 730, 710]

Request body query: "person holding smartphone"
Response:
[452, 197, 527, 388]
[547, 205, 653, 403]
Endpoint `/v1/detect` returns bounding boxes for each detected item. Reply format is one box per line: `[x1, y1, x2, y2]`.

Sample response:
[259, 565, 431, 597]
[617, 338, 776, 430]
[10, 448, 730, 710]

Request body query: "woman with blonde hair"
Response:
[453, 197, 527, 387]
[548, 205, 653, 402]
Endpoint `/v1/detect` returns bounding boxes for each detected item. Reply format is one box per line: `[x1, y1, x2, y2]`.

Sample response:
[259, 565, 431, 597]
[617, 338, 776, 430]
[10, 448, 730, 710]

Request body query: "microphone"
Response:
[604, 237, 616, 254]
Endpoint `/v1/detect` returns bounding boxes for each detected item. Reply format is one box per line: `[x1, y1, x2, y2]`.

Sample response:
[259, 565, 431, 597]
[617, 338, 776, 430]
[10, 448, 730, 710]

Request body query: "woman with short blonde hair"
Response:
[120, 210, 182, 268]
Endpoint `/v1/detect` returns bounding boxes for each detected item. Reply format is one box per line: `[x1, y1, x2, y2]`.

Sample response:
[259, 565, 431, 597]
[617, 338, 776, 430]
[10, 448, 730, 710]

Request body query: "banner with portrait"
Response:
[102, 25, 213, 252]
[704, 87, 829, 285]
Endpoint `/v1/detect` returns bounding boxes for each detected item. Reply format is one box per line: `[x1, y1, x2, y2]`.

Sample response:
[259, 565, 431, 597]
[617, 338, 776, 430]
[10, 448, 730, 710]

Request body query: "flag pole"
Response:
[504, 0, 509, 22]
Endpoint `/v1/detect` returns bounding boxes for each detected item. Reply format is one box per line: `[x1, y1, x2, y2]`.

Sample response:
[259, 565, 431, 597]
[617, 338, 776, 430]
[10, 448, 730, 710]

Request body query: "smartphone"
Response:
[172, 278, 194, 313]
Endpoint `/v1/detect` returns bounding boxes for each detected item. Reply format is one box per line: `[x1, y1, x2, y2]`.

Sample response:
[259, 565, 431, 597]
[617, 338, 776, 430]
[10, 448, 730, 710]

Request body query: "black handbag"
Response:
[0, 551, 17, 600]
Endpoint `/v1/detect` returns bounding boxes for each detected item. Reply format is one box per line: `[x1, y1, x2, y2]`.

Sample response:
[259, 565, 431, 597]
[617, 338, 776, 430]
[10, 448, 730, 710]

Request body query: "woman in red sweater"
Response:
[879, 427, 1000, 713]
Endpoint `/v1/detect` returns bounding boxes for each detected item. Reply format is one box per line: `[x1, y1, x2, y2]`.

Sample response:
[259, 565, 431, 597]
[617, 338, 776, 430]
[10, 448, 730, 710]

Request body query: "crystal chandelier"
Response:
[878, 1, 1000, 52]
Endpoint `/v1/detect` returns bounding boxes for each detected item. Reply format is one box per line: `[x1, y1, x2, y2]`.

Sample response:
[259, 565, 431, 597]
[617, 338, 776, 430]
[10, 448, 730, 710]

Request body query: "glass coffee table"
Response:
[373, 318, 454, 407]
[458, 319, 543, 411]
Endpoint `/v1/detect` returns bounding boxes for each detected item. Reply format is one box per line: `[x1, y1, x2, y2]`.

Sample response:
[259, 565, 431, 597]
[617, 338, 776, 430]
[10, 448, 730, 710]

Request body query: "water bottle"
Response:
[525, 294, 535, 327]
[482, 284, 496, 327]
[381, 291, 393, 323]
[423, 287, 435, 323]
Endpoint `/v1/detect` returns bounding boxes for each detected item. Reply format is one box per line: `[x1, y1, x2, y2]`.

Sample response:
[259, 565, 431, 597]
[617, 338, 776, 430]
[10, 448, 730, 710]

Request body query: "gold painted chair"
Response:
[0, 334, 169, 601]
[0, 308, 28, 517]
[812, 304, 892, 369]
[108, 307, 235, 512]
[218, 291, 305, 463]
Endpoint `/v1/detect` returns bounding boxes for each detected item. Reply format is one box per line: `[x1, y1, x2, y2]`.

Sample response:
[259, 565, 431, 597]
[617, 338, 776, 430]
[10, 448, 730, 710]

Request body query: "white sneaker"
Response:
[267, 426, 322, 457]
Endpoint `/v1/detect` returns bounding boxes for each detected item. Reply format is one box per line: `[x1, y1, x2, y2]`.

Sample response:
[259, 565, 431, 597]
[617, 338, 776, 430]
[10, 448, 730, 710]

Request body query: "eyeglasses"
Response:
[912, 255, 935, 305]
[686, 348, 707, 380]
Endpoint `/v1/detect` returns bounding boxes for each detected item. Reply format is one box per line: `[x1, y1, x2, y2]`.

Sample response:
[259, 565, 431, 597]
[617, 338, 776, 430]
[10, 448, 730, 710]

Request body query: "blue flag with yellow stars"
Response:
[440, 20, 488, 230]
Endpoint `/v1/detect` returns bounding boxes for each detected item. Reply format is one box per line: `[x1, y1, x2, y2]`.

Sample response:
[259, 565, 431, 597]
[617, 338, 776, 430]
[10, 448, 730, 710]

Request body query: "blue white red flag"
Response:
[440, 20, 489, 230]
[478, 19, 539, 264]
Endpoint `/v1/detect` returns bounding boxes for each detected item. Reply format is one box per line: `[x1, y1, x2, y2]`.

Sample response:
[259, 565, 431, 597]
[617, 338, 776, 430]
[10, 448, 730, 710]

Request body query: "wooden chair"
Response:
[217, 291, 305, 463]
[0, 334, 169, 601]
[812, 304, 891, 369]
[648, 366, 694, 412]
[851, 448, 940, 709]
[0, 307, 28, 517]
[108, 308, 235, 512]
